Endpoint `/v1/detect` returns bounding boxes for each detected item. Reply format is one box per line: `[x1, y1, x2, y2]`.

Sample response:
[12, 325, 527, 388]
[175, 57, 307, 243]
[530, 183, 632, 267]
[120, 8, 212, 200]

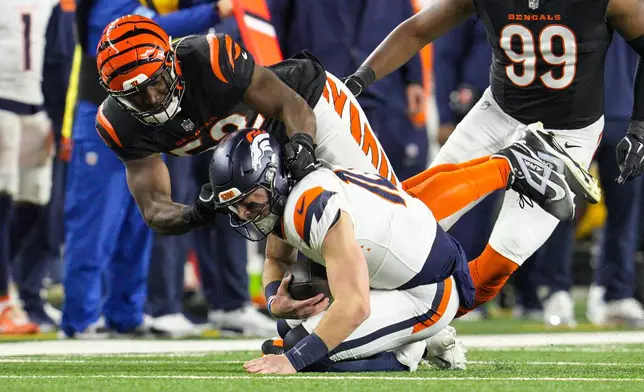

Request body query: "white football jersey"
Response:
[281, 164, 438, 290]
[0, 0, 58, 105]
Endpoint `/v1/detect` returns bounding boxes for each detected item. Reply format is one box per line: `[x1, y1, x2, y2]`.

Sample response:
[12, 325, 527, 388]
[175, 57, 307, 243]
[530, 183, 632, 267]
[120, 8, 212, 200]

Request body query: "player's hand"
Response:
[216, 0, 234, 18]
[243, 354, 297, 374]
[406, 84, 425, 116]
[341, 65, 376, 97]
[183, 183, 219, 226]
[341, 74, 365, 97]
[269, 274, 330, 319]
[284, 133, 318, 181]
[616, 122, 644, 184]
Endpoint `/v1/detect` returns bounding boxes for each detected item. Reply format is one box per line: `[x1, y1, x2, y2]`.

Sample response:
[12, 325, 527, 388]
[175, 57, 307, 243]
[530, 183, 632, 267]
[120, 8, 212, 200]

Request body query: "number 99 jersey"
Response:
[279, 164, 439, 290]
[478, 0, 612, 129]
[0, 0, 58, 106]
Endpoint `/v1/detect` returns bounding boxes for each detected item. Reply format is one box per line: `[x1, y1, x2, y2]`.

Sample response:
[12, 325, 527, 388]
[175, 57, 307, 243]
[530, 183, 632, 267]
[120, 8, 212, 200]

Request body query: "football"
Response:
[287, 258, 332, 301]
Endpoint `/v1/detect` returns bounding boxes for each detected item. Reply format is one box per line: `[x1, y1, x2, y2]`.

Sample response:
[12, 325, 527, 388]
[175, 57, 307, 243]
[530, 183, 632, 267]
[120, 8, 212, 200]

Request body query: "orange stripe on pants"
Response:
[412, 278, 453, 334]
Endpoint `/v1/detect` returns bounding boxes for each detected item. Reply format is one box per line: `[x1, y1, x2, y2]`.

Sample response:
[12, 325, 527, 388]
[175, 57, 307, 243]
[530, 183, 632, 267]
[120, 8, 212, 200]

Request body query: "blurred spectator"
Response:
[0, 0, 63, 335]
[8, 0, 76, 332]
[586, 33, 644, 327]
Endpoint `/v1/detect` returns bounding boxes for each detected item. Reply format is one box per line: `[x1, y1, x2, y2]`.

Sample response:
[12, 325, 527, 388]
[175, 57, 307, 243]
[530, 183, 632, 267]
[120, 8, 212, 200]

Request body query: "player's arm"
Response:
[244, 64, 317, 140]
[344, 0, 475, 96]
[283, 212, 371, 372]
[608, 0, 644, 182]
[244, 64, 318, 179]
[263, 234, 330, 319]
[123, 155, 214, 235]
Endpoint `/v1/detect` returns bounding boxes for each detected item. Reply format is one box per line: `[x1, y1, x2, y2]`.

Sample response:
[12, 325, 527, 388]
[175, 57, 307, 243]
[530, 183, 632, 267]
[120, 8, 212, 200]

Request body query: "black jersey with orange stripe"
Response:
[476, 0, 612, 129]
[95, 33, 326, 161]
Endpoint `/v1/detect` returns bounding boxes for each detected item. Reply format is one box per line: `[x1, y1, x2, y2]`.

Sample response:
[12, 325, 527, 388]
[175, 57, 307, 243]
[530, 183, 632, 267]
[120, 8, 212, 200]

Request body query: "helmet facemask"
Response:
[216, 163, 288, 242]
[104, 48, 185, 126]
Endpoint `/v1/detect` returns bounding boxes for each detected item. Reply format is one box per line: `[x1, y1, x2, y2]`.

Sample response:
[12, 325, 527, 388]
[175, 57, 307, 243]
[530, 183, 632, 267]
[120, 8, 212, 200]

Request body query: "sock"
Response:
[305, 352, 407, 373]
[456, 244, 519, 317]
[0, 192, 13, 299]
[277, 319, 292, 339]
[407, 158, 511, 221]
[401, 156, 491, 191]
[8, 202, 43, 261]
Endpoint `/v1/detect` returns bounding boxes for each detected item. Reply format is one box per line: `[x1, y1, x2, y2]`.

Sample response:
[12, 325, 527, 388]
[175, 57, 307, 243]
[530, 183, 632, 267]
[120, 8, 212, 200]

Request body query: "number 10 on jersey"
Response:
[500, 24, 577, 90]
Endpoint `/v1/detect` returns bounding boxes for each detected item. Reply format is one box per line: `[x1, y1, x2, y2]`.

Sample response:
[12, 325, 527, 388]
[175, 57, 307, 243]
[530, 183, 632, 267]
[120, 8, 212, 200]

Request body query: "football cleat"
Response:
[261, 338, 285, 356]
[423, 326, 466, 370]
[524, 122, 602, 204]
[492, 137, 576, 221]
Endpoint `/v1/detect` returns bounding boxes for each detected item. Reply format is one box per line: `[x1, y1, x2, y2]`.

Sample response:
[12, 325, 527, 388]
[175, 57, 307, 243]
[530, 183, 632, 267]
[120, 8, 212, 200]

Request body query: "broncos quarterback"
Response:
[94, 15, 398, 236]
[208, 127, 581, 374]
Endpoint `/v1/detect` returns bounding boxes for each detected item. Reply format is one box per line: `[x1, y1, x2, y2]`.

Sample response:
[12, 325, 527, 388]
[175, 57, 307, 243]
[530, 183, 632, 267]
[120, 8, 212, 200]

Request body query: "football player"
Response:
[209, 127, 581, 374]
[0, 0, 59, 334]
[341, 0, 644, 316]
[95, 15, 399, 236]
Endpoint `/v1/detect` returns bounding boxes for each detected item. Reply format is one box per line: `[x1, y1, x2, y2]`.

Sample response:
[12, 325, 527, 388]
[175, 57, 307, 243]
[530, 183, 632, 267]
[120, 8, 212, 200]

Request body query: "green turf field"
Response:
[1, 345, 644, 392]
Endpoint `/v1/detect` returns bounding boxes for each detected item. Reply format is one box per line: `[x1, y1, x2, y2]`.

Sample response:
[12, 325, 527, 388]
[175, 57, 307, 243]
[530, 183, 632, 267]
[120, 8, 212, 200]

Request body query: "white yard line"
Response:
[2, 358, 643, 367]
[0, 359, 247, 364]
[469, 361, 644, 367]
[1, 332, 644, 356]
[470, 346, 644, 353]
[0, 374, 642, 382]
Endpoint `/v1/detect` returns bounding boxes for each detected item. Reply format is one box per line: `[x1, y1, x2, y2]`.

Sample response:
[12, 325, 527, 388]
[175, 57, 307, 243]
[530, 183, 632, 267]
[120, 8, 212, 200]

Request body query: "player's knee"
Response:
[16, 163, 53, 205]
[0, 170, 18, 197]
[284, 324, 310, 351]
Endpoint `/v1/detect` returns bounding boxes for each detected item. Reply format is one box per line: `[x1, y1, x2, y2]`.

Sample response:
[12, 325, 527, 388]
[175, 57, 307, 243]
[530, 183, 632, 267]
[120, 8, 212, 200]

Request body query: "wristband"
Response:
[284, 333, 329, 371]
[264, 280, 281, 299]
[291, 133, 316, 152]
[354, 65, 376, 89]
[180, 204, 201, 226]
[267, 296, 277, 318]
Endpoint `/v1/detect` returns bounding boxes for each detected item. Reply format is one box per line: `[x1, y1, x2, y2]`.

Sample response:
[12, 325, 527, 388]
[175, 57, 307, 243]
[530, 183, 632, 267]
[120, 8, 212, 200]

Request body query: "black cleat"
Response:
[523, 122, 601, 204]
[261, 338, 285, 356]
[492, 138, 576, 221]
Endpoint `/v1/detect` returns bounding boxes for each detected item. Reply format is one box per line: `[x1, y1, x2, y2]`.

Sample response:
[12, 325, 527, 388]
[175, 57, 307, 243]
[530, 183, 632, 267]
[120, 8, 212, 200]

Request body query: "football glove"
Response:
[182, 183, 219, 226]
[284, 133, 318, 181]
[616, 121, 644, 184]
[341, 65, 376, 97]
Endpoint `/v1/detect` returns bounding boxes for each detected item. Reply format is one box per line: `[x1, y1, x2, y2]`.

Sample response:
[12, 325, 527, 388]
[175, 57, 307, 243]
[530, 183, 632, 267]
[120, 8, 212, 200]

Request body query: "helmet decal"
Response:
[250, 132, 273, 171]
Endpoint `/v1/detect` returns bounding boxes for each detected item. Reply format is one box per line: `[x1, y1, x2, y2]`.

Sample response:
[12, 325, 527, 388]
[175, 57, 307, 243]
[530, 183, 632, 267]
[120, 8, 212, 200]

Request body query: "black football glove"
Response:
[616, 121, 644, 184]
[340, 65, 376, 97]
[181, 183, 219, 227]
[284, 133, 318, 181]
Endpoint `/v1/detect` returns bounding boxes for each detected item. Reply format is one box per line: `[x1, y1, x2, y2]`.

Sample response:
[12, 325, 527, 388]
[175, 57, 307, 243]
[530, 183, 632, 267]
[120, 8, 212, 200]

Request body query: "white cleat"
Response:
[150, 313, 202, 338]
[541, 290, 577, 328]
[209, 304, 276, 337]
[605, 298, 644, 328]
[423, 325, 467, 370]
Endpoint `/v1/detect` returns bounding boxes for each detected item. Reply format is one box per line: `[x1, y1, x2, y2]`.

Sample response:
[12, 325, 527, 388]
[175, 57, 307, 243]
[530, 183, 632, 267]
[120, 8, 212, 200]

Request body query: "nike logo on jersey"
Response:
[564, 142, 582, 149]
[241, 51, 248, 60]
[297, 196, 306, 214]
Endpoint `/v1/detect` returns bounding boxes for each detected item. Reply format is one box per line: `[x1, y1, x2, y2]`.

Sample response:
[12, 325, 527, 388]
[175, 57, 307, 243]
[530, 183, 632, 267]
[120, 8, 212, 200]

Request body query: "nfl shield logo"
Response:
[181, 119, 194, 132]
[528, 0, 539, 9]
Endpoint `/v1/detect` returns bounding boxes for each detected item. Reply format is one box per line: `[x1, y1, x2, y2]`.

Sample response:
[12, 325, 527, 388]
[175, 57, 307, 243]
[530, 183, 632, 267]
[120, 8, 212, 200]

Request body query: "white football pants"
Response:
[433, 87, 603, 264]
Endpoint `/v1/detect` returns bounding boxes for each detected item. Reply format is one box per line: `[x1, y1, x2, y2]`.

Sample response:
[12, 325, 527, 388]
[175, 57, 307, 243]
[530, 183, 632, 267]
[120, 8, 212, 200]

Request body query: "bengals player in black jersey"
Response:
[343, 0, 644, 317]
[95, 15, 399, 236]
